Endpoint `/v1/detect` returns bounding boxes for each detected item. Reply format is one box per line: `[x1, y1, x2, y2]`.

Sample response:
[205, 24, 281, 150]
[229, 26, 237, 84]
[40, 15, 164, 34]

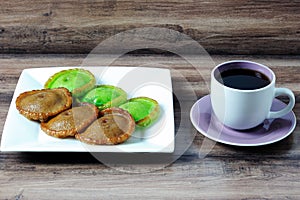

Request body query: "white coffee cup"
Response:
[211, 60, 295, 130]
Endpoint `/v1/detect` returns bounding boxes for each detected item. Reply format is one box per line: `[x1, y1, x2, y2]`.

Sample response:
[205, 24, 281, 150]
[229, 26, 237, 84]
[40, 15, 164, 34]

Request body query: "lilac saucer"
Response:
[190, 95, 296, 146]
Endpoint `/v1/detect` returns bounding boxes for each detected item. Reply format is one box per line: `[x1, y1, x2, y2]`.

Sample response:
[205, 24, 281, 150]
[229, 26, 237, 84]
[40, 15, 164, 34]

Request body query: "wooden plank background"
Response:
[0, 0, 299, 54]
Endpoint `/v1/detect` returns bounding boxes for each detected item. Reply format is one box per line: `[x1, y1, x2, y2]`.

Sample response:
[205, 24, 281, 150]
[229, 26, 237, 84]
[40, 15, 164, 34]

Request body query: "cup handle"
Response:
[267, 88, 295, 119]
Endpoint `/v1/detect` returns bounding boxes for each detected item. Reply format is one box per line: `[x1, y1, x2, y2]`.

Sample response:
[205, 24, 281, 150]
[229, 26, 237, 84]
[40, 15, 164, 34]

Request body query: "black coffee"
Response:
[217, 68, 271, 90]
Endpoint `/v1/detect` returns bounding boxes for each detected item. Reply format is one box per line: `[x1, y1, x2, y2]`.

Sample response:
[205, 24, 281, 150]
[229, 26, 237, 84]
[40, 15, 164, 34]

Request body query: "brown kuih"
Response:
[41, 103, 99, 138]
[75, 108, 135, 145]
[16, 87, 72, 122]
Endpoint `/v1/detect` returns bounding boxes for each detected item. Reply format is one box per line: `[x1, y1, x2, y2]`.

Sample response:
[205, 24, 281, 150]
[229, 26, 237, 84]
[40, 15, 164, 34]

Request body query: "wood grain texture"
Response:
[0, 0, 299, 54]
[0, 54, 300, 199]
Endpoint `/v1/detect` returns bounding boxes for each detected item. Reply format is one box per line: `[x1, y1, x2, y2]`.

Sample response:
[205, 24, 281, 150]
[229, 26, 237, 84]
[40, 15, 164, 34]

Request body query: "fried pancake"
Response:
[41, 103, 99, 138]
[119, 97, 160, 127]
[44, 68, 96, 97]
[16, 87, 72, 122]
[80, 85, 127, 110]
[75, 108, 135, 145]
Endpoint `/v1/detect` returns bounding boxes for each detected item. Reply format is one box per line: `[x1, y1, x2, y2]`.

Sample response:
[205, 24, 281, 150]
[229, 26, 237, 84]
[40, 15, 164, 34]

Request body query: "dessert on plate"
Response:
[15, 68, 161, 145]
[75, 107, 135, 145]
[41, 103, 99, 138]
[80, 85, 127, 110]
[119, 97, 160, 127]
[44, 68, 96, 97]
[16, 87, 72, 122]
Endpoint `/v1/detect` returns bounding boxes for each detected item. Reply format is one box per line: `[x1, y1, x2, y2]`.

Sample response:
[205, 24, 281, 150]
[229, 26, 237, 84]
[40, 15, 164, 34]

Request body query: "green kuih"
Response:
[80, 85, 127, 110]
[119, 97, 160, 127]
[44, 68, 96, 97]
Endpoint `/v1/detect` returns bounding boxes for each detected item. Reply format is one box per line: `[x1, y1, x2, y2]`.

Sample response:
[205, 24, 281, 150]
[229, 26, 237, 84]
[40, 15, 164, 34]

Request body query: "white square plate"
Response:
[1, 67, 174, 153]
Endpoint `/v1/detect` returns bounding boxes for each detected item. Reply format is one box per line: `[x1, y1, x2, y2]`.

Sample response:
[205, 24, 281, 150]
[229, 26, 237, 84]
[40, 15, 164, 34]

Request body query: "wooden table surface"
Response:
[0, 54, 300, 199]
